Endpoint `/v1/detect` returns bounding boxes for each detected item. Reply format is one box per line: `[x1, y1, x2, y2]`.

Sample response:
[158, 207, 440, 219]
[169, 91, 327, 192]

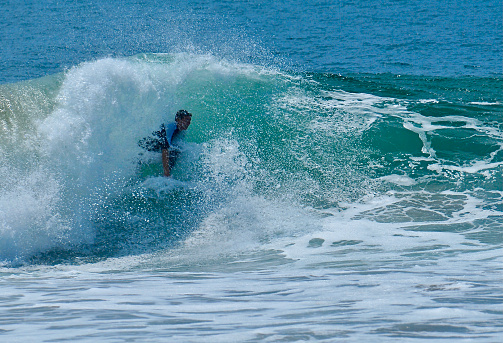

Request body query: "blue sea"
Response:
[1, 0, 502, 342]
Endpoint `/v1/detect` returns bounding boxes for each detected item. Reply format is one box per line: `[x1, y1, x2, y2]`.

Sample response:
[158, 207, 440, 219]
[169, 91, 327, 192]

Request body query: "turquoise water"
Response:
[1, 1, 502, 342]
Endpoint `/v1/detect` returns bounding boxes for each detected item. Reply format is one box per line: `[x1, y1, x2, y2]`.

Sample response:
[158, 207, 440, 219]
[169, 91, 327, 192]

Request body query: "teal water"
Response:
[1, 0, 502, 342]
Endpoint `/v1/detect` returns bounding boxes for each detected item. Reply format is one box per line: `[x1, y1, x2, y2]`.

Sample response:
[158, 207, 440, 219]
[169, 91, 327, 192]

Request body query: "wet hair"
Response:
[175, 109, 192, 120]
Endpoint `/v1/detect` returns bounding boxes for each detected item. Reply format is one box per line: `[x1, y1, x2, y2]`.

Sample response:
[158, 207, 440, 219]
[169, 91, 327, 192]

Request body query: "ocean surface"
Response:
[1, 0, 502, 342]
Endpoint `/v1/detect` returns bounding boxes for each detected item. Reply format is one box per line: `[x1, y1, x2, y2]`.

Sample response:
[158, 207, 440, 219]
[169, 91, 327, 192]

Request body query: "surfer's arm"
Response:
[160, 124, 172, 177]
[162, 148, 171, 177]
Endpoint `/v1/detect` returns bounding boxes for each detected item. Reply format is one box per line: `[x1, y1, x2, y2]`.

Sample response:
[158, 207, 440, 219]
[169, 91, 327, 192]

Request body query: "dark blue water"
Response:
[1, 1, 502, 342]
[1, 0, 501, 84]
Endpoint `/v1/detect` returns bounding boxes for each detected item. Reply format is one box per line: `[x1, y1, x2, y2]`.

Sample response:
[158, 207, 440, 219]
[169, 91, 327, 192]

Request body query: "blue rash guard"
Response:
[138, 122, 182, 152]
[160, 122, 178, 148]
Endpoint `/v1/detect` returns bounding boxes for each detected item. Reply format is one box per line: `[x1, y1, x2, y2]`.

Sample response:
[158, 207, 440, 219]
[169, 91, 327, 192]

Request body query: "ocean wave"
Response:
[1, 53, 501, 264]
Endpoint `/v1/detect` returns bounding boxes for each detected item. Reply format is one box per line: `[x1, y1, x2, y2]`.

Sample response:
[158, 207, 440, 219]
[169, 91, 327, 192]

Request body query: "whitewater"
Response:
[1, 53, 501, 342]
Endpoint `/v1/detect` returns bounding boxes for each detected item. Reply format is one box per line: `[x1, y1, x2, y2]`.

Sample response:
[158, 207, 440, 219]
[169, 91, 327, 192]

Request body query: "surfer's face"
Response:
[176, 116, 191, 130]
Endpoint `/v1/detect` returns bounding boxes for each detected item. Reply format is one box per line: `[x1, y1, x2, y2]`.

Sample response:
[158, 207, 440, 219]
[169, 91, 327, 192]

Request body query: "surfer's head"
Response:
[175, 109, 192, 131]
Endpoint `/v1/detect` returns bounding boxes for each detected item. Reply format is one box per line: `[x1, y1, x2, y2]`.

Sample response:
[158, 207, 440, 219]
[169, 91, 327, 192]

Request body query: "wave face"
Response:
[0, 53, 502, 264]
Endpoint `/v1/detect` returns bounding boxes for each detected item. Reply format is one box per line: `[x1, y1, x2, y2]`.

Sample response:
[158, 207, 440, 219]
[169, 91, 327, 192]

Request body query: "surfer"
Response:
[138, 109, 192, 177]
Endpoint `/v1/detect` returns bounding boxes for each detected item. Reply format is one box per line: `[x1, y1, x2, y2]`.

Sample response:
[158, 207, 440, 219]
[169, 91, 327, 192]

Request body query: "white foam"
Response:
[141, 177, 192, 194]
[277, 88, 393, 136]
[0, 166, 92, 262]
[428, 160, 503, 174]
[399, 109, 503, 176]
[379, 174, 417, 186]
[469, 101, 501, 106]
